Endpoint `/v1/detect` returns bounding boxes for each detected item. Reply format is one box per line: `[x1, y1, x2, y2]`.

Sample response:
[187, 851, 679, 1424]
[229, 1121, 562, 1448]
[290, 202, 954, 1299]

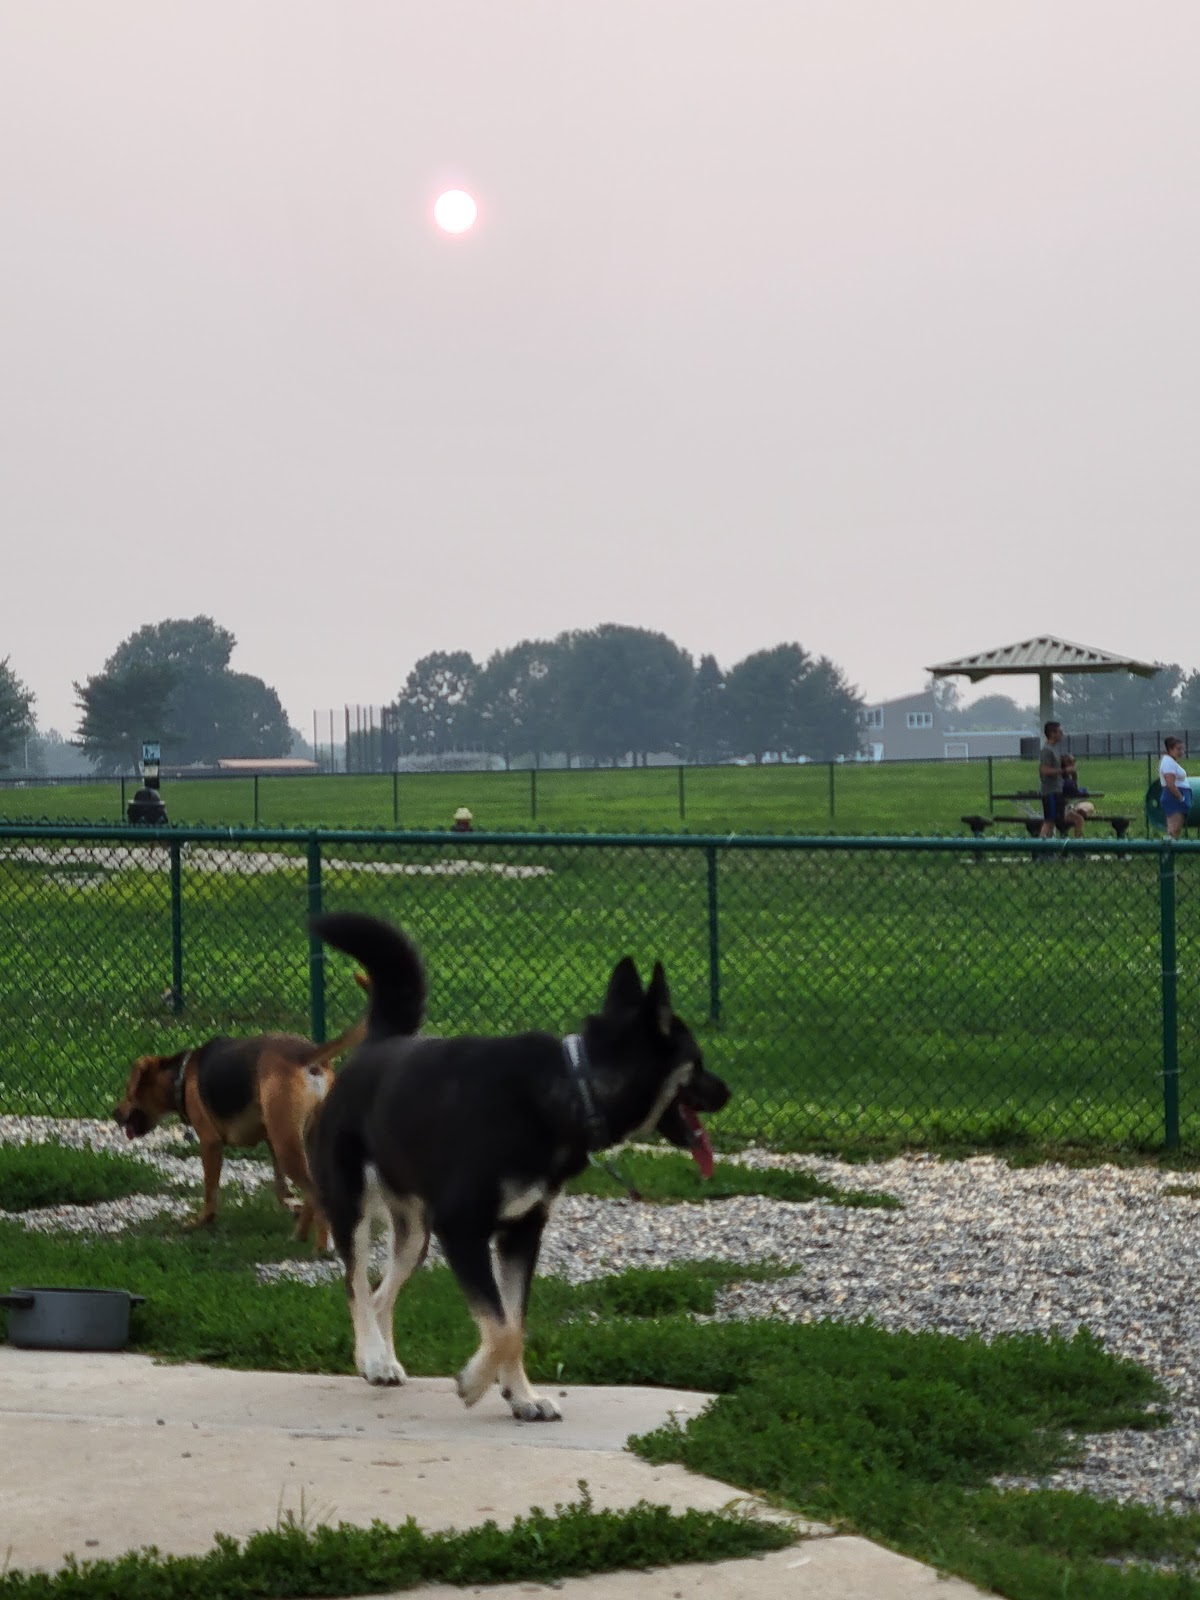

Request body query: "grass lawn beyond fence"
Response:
[0, 753, 1168, 837]
[2, 825, 1199, 1155]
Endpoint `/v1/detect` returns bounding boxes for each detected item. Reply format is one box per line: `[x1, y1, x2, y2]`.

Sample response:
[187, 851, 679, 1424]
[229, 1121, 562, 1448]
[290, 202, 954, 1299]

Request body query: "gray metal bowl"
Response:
[1, 1286, 145, 1351]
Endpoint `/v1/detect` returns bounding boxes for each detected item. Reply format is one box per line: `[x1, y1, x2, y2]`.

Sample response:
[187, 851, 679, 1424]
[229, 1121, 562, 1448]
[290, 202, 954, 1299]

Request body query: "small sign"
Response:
[141, 742, 161, 766]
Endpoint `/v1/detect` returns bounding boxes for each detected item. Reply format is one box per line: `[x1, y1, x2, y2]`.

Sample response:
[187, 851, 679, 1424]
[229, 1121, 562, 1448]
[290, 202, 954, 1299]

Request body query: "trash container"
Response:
[127, 786, 169, 825]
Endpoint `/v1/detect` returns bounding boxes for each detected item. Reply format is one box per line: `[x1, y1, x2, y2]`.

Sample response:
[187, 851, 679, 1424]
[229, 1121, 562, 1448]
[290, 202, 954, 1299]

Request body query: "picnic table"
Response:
[963, 789, 1131, 841]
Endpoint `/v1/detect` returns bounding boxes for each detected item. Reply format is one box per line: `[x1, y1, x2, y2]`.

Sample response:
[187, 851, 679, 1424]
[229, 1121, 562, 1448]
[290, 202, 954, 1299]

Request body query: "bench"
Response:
[962, 812, 1132, 840]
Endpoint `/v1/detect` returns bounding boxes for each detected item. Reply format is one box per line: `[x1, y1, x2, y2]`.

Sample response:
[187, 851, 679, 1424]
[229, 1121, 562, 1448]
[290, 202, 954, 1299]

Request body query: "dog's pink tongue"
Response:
[124, 1125, 136, 1141]
[681, 1105, 714, 1179]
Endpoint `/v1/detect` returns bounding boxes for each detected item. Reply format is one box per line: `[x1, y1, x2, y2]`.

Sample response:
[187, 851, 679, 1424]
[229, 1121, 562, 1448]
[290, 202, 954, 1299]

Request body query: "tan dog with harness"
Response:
[113, 985, 367, 1247]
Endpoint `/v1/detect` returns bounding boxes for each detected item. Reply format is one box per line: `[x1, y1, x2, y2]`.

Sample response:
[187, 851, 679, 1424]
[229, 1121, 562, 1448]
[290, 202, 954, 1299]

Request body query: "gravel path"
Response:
[4, 1117, 1200, 1510]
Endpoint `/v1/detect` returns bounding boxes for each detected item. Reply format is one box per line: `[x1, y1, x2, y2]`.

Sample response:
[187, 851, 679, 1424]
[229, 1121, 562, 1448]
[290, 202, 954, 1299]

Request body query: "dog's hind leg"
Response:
[347, 1207, 400, 1384]
[262, 1076, 319, 1226]
[494, 1205, 560, 1422]
[330, 1162, 398, 1385]
[438, 1223, 518, 1409]
[269, 1149, 297, 1210]
[368, 1199, 430, 1386]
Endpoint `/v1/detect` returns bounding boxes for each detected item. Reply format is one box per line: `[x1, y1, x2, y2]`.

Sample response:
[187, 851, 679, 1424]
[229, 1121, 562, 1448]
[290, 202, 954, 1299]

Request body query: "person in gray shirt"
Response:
[1039, 720, 1064, 838]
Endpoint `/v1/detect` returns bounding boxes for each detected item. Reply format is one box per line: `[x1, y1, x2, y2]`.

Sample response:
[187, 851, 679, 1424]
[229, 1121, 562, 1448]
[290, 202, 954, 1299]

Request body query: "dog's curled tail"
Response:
[311, 912, 426, 1040]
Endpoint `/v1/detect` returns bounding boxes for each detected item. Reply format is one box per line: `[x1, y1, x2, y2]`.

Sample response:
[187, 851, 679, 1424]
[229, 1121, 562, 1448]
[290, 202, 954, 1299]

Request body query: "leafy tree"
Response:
[688, 654, 728, 764]
[468, 639, 564, 767]
[1170, 671, 1200, 733]
[74, 616, 292, 769]
[182, 672, 292, 766]
[24, 727, 95, 778]
[73, 662, 179, 773]
[1051, 664, 1181, 734]
[928, 674, 960, 721]
[558, 625, 693, 766]
[0, 657, 36, 769]
[947, 693, 1035, 732]
[107, 617, 236, 676]
[803, 656, 867, 761]
[723, 644, 862, 762]
[393, 651, 480, 755]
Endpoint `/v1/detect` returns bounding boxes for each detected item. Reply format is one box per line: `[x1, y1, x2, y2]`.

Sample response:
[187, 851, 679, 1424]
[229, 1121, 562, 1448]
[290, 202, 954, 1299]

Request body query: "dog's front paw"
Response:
[509, 1394, 562, 1423]
[360, 1355, 407, 1386]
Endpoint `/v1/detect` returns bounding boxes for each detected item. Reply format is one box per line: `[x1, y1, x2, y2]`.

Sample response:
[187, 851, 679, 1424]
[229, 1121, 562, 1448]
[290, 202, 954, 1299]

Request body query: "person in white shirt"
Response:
[1159, 737, 1192, 839]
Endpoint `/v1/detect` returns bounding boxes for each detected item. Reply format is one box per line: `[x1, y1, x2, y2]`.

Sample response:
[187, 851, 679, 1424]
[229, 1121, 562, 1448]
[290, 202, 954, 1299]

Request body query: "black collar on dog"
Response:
[171, 1051, 193, 1128]
[561, 1033, 608, 1151]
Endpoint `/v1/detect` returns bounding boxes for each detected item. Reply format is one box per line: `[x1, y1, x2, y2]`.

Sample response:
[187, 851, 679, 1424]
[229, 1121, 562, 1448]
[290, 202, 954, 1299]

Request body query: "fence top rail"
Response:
[0, 821, 1190, 855]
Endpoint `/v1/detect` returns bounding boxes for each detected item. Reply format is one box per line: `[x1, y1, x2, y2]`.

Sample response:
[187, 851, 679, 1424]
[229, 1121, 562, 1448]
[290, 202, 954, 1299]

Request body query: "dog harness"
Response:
[171, 1051, 193, 1128]
[562, 1034, 643, 1201]
[561, 1033, 608, 1151]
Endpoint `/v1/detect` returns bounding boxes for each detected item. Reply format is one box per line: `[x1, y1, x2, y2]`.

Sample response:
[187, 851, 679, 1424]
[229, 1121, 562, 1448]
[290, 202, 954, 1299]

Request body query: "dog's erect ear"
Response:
[644, 962, 673, 1035]
[604, 957, 643, 1015]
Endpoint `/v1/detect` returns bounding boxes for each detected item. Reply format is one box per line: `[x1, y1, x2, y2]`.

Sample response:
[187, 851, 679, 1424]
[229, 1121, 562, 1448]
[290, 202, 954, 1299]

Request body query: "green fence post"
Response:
[678, 764, 686, 822]
[120, 776, 126, 818]
[253, 774, 260, 825]
[828, 762, 836, 822]
[307, 834, 325, 1044]
[987, 756, 994, 812]
[392, 771, 399, 826]
[169, 840, 184, 1014]
[705, 843, 721, 1023]
[531, 767, 538, 822]
[1160, 841, 1180, 1149]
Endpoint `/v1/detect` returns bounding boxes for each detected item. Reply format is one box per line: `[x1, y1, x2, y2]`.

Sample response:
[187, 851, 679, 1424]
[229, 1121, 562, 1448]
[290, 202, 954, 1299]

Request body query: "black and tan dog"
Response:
[114, 1000, 367, 1246]
[307, 911, 731, 1421]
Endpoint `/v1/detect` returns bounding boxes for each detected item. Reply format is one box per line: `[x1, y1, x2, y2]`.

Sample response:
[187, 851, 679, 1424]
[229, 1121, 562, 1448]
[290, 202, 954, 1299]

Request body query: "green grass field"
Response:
[1, 826, 1197, 1153]
[0, 752, 1167, 835]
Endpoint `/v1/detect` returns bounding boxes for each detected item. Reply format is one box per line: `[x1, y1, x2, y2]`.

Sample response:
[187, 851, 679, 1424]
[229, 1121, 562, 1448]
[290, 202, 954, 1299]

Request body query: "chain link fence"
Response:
[0, 823, 1193, 1154]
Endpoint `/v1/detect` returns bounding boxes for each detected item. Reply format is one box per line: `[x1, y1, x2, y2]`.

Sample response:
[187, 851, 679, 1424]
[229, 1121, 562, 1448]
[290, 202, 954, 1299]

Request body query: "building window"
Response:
[905, 711, 933, 730]
[863, 707, 883, 729]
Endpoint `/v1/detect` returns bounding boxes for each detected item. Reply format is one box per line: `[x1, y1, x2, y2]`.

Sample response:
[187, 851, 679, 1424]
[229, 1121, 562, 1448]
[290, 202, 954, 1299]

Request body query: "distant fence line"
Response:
[0, 742, 1187, 821]
[0, 821, 1197, 1154]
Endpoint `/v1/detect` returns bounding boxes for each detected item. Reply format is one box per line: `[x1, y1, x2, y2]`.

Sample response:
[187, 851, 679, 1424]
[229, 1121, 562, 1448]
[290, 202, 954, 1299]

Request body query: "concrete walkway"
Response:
[0, 1347, 991, 1597]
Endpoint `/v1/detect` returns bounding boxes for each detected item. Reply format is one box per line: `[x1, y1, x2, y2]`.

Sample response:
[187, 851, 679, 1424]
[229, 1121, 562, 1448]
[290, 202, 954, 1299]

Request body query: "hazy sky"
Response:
[3, 2, 1197, 738]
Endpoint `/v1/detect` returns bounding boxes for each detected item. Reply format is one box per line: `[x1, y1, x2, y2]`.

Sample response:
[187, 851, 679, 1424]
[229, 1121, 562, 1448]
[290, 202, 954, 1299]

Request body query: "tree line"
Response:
[4, 616, 1199, 774]
[937, 672, 1200, 737]
[380, 625, 863, 767]
[0, 619, 292, 775]
[0, 617, 863, 772]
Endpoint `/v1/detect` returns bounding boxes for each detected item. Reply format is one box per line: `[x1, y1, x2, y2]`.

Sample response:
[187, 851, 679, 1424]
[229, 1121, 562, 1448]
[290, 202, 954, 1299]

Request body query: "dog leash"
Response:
[561, 1034, 642, 1202]
[588, 1151, 642, 1203]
